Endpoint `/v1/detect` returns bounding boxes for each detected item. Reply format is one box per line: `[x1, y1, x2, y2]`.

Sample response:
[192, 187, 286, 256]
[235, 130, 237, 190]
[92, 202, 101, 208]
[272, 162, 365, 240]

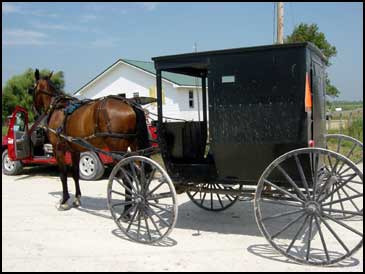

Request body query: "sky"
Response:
[2, 2, 363, 100]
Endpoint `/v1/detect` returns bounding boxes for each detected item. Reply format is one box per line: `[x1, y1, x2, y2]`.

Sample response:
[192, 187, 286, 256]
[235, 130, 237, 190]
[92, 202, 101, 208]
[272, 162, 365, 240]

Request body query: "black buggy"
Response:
[106, 42, 363, 266]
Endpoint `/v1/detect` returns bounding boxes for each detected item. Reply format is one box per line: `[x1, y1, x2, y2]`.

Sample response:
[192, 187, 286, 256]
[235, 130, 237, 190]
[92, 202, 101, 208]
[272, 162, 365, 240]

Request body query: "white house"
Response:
[73, 59, 205, 122]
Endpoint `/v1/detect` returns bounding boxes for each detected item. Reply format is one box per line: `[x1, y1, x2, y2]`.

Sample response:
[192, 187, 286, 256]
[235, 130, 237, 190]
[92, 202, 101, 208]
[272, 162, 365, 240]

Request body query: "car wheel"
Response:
[79, 151, 105, 180]
[2, 149, 23, 175]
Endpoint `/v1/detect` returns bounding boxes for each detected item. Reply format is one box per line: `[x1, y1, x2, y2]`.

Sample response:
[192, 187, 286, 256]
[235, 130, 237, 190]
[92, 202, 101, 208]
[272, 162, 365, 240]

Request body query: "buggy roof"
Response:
[152, 42, 327, 77]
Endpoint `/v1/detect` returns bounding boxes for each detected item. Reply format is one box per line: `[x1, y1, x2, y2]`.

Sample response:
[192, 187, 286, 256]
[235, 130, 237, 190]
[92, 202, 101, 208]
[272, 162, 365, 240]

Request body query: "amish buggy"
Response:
[30, 42, 362, 266]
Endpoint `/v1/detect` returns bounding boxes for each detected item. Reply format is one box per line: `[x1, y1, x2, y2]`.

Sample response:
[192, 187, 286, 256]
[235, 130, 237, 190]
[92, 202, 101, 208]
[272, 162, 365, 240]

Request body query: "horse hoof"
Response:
[57, 203, 72, 211]
[73, 199, 81, 208]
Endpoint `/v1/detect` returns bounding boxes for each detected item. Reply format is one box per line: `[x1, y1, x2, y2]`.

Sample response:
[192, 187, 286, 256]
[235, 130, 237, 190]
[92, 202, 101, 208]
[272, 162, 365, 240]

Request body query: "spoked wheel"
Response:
[254, 148, 363, 265]
[107, 156, 178, 244]
[325, 134, 363, 165]
[187, 183, 242, 211]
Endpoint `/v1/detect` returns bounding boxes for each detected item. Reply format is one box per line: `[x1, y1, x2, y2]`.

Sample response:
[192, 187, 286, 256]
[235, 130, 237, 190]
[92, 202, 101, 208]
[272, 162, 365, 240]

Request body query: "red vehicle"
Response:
[2, 106, 158, 180]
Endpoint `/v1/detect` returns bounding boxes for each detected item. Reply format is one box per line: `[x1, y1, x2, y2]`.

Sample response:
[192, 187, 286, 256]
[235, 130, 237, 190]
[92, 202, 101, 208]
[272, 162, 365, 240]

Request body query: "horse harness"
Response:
[35, 92, 140, 149]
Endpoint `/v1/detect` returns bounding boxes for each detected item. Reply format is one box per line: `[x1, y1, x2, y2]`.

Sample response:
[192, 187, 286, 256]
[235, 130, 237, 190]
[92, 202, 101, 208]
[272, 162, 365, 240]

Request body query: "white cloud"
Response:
[139, 2, 159, 11]
[2, 2, 21, 13]
[3, 29, 50, 46]
[2, 3, 58, 17]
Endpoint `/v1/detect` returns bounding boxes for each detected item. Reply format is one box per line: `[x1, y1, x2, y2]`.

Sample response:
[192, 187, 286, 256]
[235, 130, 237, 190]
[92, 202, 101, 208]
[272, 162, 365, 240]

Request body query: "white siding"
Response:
[76, 62, 207, 122]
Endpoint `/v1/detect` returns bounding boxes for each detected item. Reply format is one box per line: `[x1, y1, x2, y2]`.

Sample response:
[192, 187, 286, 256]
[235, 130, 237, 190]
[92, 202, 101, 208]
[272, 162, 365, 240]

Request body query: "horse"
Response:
[31, 69, 151, 211]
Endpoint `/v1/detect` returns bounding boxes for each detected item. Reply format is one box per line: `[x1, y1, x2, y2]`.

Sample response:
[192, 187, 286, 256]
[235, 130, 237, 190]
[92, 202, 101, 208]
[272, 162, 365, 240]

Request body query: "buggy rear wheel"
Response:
[107, 156, 178, 244]
[254, 148, 363, 265]
[187, 183, 242, 211]
[325, 134, 363, 165]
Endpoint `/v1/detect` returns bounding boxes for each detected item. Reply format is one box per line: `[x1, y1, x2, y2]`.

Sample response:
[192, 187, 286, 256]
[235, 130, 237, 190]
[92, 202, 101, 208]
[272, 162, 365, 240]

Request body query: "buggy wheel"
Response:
[254, 148, 363, 265]
[187, 183, 242, 211]
[325, 134, 363, 165]
[107, 156, 178, 244]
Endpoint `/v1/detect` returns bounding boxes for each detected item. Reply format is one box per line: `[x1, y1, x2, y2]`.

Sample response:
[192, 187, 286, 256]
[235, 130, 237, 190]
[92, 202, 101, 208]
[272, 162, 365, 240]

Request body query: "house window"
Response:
[133, 92, 139, 98]
[119, 93, 126, 98]
[189, 90, 194, 108]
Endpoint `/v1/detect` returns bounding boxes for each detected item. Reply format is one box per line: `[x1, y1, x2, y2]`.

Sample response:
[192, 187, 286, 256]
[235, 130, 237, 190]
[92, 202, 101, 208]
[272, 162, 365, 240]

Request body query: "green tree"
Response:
[285, 23, 340, 98]
[2, 68, 64, 123]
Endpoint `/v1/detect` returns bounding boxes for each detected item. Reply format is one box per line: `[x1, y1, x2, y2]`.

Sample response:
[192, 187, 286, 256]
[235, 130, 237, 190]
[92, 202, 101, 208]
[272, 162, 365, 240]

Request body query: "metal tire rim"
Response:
[80, 156, 95, 176]
[4, 154, 16, 172]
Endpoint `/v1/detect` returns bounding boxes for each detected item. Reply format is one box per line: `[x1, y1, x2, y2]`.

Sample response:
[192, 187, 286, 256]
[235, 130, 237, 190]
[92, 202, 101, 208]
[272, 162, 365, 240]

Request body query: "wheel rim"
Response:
[4, 154, 15, 172]
[187, 183, 242, 211]
[255, 148, 363, 265]
[80, 156, 95, 176]
[108, 156, 177, 244]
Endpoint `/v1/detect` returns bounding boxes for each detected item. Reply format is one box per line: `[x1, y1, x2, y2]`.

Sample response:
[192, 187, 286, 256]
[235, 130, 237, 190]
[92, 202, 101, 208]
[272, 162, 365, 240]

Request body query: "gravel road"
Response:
[2, 165, 363, 272]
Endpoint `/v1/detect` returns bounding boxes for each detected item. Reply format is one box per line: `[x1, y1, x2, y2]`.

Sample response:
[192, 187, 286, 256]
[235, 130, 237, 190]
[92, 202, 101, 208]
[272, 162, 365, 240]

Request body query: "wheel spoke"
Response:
[111, 190, 134, 198]
[115, 177, 135, 196]
[261, 208, 304, 222]
[286, 215, 309, 253]
[214, 185, 224, 209]
[137, 210, 142, 240]
[322, 193, 363, 207]
[119, 168, 139, 194]
[263, 179, 305, 204]
[112, 201, 135, 208]
[117, 204, 137, 222]
[260, 198, 303, 208]
[147, 201, 172, 213]
[305, 215, 314, 261]
[340, 187, 361, 212]
[147, 212, 162, 237]
[147, 206, 170, 227]
[311, 152, 320, 200]
[322, 208, 363, 217]
[144, 167, 157, 193]
[295, 155, 311, 199]
[270, 212, 306, 239]
[322, 213, 363, 237]
[126, 207, 139, 232]
[318, 173, 358, 202]
[143, 211, 152, 242]
[129, 162, 141, 192]
[146, 181, 165, 198]
[314, 215, 330, 263]
[317, 214, 350, 253]
[277, 164, 307, 201]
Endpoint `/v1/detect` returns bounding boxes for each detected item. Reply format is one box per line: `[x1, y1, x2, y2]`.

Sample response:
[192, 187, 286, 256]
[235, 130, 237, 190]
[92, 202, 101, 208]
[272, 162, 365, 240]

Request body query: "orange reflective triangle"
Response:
[305, 72, 312, 111]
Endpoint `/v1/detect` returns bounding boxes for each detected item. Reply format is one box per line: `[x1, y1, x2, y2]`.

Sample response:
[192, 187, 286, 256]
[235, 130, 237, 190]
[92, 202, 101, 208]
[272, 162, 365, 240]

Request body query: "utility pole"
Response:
[277, 2, 284, 44]
[194, 42, 201, 121]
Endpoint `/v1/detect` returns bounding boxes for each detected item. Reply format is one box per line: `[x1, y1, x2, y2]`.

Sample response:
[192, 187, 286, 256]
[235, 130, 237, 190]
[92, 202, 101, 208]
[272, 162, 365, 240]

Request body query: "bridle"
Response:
[29, 78, 66, 117]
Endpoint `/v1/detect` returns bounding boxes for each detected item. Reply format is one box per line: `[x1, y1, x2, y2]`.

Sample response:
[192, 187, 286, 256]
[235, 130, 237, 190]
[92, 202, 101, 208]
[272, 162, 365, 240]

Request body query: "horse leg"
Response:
[71, 152, 82, 207]
[55, 149, 72, 211]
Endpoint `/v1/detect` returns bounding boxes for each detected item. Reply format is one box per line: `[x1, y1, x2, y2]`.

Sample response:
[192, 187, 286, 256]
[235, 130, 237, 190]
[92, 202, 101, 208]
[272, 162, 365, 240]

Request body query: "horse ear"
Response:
[35, 69, 40, 81]
[49, 71, 53, 79]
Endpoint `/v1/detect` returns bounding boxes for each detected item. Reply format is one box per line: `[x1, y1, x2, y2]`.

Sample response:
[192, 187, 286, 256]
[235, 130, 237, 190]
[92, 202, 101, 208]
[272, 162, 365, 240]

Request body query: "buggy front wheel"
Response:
[107, 156, 178, 244]
[254, 148, 363, 265]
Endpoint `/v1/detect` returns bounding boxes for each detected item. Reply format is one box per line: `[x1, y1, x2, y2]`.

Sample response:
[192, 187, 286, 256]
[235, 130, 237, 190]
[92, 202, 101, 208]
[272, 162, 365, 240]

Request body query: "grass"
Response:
[327, 117, 363, 163]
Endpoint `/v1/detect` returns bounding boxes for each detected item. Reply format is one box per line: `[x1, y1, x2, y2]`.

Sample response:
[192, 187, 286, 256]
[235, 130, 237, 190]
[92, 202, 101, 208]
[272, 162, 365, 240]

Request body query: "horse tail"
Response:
[132, 105, 151, 151]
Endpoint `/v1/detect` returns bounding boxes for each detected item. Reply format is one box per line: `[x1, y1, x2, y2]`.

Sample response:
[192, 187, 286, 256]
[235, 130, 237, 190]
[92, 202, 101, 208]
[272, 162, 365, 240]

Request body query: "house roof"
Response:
[74, 58, 200, 95]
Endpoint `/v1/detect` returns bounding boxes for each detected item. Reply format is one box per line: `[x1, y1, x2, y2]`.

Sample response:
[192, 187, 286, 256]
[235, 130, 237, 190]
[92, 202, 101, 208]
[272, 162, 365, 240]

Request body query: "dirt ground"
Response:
[2, 165, 363, 272]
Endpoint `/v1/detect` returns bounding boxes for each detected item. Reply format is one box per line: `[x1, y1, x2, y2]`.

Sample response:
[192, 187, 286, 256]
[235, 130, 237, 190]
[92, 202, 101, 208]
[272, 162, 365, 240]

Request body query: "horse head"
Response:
[30, 69, 59, 115]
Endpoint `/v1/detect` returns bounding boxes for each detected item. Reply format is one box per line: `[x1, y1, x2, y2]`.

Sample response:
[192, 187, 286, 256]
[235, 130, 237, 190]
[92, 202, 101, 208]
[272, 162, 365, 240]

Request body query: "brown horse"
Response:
[31, 69, 150, 210]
